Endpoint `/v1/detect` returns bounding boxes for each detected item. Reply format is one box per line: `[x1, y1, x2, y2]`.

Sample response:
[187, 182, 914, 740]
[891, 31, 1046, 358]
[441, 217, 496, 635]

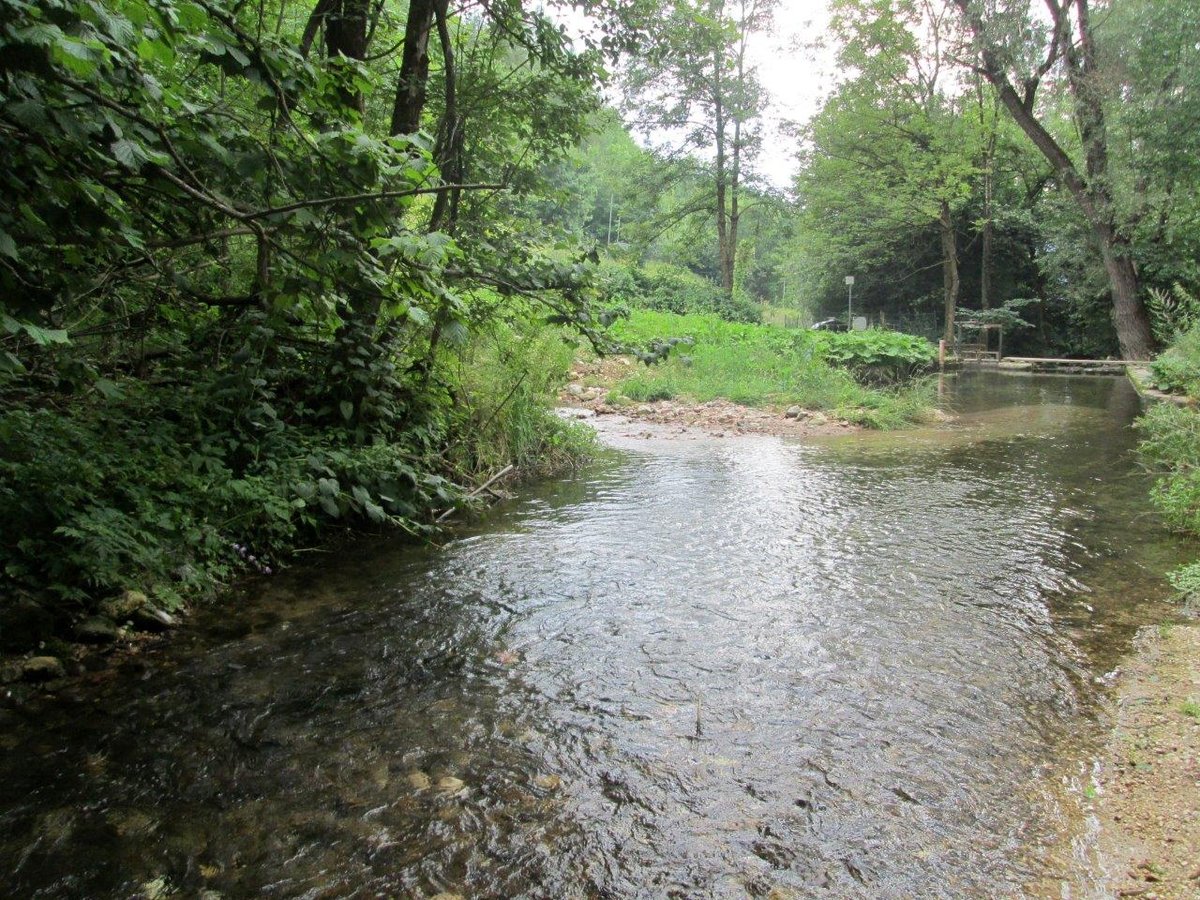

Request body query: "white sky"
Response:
[563, 0, 837, 191]
[749, 0, 836, 189]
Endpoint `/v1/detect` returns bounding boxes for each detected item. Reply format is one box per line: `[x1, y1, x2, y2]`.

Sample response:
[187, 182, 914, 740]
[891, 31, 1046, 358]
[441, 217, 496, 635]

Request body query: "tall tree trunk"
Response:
[713, 48, 734, 297]
[952, 0, 1154, 359]
[391, 0, 438, 136]
[301, 0, 369, 109]
[429, 0, 460, 233]
[940, 200, 959, 344]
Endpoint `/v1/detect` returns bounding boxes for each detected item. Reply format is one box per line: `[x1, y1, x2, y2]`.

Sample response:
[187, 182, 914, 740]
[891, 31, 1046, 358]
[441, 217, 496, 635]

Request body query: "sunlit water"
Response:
[0, 373, 1193, 898]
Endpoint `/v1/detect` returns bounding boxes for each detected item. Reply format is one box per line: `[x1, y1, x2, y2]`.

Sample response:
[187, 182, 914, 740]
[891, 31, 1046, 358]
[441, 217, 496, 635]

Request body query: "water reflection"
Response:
[0, 373, 1190, 898]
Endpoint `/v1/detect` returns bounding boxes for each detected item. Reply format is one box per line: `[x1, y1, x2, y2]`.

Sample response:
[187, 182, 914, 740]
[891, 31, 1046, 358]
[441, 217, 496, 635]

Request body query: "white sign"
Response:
[852, 316, 868, 331]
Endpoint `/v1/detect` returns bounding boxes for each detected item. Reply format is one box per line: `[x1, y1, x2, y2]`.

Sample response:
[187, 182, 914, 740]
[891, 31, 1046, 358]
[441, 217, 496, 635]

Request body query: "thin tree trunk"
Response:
[713, 46, 733, 297]
[391, 0, 438, 136]
[429, 0, 460, 233]
[940, 200, 959, 344]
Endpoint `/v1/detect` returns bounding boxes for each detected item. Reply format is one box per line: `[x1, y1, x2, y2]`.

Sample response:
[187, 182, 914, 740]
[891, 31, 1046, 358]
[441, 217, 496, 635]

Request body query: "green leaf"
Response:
[339, 400, 354, 420]
[111, 138, 142, 171]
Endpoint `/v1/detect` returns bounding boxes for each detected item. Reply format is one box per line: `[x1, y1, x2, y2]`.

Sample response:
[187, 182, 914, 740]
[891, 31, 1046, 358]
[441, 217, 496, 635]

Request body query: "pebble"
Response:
[405, 771, 431, 790]
[534, 774, 562, 791]
[436, 776, 465, 793]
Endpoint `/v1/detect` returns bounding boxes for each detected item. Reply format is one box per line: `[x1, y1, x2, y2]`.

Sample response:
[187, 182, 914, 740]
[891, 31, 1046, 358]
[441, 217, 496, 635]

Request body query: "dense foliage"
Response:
[0, 0, 613, 641]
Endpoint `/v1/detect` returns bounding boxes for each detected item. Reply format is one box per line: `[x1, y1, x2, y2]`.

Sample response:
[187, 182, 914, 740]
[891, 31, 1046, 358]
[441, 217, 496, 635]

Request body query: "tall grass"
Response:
[607, 310, 935, 429]
[448, 318, 595, 477]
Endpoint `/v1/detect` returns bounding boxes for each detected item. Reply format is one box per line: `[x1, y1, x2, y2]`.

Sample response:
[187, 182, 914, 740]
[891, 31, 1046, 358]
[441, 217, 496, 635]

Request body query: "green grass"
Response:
[1181, 699, 1200, 721]
[605, 310, 936, 429]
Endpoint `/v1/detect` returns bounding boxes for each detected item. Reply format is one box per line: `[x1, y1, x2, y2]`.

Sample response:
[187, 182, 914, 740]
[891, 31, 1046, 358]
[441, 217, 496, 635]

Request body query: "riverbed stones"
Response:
[533, 774, 562, 791]
[405, 771, 431, 790]
[74, 615, 119, 644]
[784, 405, 802, 419]
[435, 775, 465, 793]
[20, 656, 66, 682]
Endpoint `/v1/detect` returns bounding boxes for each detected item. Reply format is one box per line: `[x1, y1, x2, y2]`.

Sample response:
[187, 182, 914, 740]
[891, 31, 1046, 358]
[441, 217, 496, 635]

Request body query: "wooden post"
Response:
[938, 339, 946, 369]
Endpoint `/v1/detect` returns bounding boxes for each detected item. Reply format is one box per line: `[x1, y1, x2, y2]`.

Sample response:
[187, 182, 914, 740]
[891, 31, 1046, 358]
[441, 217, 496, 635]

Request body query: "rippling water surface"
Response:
[0, 373, 1192, 898]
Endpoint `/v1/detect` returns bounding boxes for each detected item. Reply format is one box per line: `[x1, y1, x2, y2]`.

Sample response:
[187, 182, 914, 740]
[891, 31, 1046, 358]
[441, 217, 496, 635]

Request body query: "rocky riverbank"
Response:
[558, 356, 901, 438]
[1091, 623, 1200, 898]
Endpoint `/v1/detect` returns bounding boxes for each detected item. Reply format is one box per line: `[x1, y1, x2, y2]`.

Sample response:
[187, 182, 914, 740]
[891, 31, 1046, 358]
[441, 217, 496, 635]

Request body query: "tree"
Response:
[797, 0, 978, 342]
[621, 0, 773, 297]
[951, 0, 1155, 359]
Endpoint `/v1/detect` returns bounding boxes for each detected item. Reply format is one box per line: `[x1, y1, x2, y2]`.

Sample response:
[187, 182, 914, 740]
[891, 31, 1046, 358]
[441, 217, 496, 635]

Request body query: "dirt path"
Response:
[1091, 624, 1200, 898]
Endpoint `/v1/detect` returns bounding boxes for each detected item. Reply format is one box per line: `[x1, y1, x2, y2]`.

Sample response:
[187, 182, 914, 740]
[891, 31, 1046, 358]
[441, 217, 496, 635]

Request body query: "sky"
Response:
[563, 0, 838, 191]
[749, 0, 836, 189]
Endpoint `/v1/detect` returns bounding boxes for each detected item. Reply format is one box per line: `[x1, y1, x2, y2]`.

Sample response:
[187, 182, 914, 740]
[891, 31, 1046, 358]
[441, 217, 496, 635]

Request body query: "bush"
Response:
[0, 310, 589, 636]
[1149, 324, 1200, 396]
[812, 329, 939, 385]
[599, 261, 761, 324]
[1137, 400, 1200, 606]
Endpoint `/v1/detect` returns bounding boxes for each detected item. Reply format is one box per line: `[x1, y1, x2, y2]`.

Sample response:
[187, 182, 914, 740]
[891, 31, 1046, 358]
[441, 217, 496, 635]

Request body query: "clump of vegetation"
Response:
[1148, 325, 1200, 396]
[600, 262, 762, 324]
[604, 310, 935, 428]
[1137, 327, 1200, 606]
[811, 330, 937, 385]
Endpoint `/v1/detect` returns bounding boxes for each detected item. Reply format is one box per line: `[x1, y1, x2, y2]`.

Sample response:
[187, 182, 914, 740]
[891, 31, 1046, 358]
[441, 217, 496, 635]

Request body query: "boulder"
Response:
[132, 606, 176, 631]
[0, 598, 55, 652]
[21, 656, 66, 682]
[99, 589, 148, 622]
[784, 405, 802, 419]
[74, 616, 119, 644]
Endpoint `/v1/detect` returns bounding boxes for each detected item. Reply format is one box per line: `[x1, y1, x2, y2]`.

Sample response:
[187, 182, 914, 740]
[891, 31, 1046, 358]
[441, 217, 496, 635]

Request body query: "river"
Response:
[0, 372, 1191, 898]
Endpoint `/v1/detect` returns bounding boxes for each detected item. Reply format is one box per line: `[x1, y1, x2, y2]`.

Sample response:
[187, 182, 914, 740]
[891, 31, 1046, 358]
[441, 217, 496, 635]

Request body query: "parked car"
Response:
[810, 318, 848, 332]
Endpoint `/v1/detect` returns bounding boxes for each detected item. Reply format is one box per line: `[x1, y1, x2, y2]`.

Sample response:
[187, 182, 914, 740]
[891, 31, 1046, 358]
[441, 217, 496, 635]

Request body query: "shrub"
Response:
[812, 330, 938, 385]
[1149, 324, 1200, 396]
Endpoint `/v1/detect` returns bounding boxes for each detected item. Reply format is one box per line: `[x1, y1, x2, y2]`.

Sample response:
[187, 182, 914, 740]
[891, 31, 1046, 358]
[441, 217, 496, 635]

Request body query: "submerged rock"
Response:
[435, 775, 465, 793]
[74, 616, 119, 644]
[20, 656, 65, 682]
[405, 771, 431, 790]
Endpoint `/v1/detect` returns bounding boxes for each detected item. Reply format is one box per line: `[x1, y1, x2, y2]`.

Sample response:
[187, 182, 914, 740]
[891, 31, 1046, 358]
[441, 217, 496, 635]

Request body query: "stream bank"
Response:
[1091, 623, 1200, 898]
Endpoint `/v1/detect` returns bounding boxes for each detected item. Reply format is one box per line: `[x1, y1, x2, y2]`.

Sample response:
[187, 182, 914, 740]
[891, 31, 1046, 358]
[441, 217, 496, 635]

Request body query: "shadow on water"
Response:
[0, 372, 1193, 898]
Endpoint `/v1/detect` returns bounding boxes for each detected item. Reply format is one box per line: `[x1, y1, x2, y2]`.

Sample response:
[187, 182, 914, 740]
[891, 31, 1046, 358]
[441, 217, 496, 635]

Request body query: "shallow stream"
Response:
[0, 372, 1192, 898]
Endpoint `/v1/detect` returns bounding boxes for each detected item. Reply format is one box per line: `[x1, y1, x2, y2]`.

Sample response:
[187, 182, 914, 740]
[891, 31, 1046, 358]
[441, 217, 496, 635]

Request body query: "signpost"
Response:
[844, 275, 855, 327]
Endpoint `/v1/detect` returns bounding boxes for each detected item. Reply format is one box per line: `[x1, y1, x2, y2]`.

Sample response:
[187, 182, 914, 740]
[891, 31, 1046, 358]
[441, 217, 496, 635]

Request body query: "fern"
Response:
[1146, 283, 1200, 344]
